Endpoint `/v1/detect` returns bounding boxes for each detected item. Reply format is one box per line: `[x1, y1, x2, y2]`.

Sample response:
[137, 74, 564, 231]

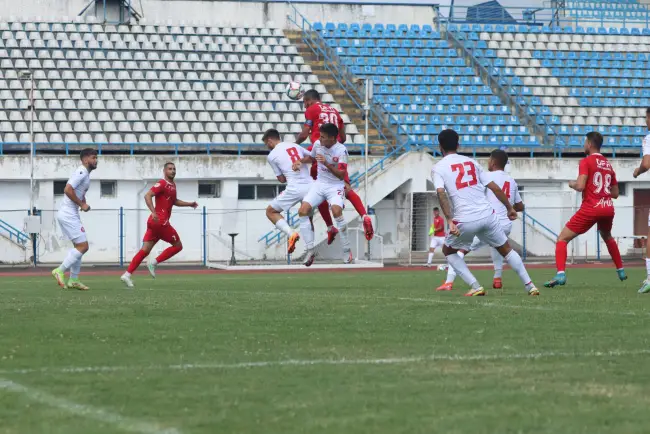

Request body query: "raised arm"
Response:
[144, 189, 158, 221]
[634, 155, 650, 178]
[486, 181, 517, 220]
[568, 174, 588, 192]
[174, 199, 198, 208]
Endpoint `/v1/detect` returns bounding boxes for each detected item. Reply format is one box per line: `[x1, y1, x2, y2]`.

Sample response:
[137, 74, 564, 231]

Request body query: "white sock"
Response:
[70, 257, 82, 279]
[491, 248, 503, 278]
[275, 219, 292, 236]
[445, 251, 464, 284]
[335, 215, 350, 251]
[299, 216, 314, 250]
[427, 252, 434, 264]
[446, 253, 480, 289]
[504, 250, 534, 291]
[59, 248, 83, 272]
[123, 271, 131, 277]
[646, 258, 650, 279]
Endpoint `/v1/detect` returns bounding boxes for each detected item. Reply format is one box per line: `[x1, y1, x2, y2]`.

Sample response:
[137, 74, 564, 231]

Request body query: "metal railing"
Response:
[287, 3, 410, 150]
[0, 217, 29, 246]
[437, 17, 567, 149]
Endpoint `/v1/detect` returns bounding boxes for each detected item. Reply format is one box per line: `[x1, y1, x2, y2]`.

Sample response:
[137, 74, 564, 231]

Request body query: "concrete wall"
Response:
[1, 153, 649, 264]
[0, 0, 437, 28]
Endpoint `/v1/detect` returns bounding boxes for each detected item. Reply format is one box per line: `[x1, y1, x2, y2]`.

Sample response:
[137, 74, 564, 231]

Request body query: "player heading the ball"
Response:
[121, 162, 198, 288]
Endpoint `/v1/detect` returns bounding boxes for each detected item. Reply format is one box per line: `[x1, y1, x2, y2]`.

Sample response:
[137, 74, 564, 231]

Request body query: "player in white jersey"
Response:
[633, 108, 650, 293]
[51, 148, 98, 290]
[263, 128, 315, 260]
[439, 149, 525, 291]
[297, 123, 353, 265]
[432, 129, 538, 296]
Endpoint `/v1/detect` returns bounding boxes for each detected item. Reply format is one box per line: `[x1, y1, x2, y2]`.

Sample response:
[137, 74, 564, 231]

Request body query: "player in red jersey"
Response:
[120, 162, 198, 288]
[296, 89, 374, 243]
[544, 132, 627, 287]
[426, 207, 445, 267]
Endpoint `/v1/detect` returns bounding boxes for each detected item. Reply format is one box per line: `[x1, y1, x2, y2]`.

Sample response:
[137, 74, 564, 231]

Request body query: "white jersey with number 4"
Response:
[59, 165, 90, 217]
[267, 142, 312, 186]
[432, 154, 493, 223]
[643, 132, 650, 156]
[311, 142, 348, 187]
[484, 170, 521, 226]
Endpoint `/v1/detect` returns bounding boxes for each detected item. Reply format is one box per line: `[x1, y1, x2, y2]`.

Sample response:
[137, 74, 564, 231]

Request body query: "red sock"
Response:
[127, 249, 148, 274]
[318, 201, 334, 228]
[605, 238, 623, 269]
[346, 189, 367, 217]
[156, 245, 182, 264]
[556, 240, 568, 273]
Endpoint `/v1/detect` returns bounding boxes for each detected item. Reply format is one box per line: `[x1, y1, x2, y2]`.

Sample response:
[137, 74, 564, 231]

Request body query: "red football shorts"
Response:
[143, 220, 180, 244]
[566, 208, 614, 235]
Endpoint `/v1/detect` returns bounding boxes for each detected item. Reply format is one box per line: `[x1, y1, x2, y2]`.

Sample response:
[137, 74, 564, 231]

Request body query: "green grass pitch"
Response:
[1, 267, 650, 434]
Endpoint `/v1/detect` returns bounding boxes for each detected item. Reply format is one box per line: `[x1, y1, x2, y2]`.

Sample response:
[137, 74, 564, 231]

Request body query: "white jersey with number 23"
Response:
[432, 153, 493, 223]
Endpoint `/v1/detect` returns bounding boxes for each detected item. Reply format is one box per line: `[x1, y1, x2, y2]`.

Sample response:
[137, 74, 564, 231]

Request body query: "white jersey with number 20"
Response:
[267, 142, 312, 186]
[432, 154, 493, 223]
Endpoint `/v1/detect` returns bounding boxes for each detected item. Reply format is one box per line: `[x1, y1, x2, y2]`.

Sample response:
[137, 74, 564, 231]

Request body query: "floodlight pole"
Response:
[19, 71, 35, 212]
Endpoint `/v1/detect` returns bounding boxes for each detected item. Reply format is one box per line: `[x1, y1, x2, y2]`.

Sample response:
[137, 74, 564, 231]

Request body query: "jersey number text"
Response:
[593, 172, 612, 194]
[451, 162, 478, 190]
[286, 147, 300, 163]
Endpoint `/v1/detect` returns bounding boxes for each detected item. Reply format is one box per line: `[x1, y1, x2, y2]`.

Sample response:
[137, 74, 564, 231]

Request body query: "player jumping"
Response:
[433, 129, 539, 296]
[545, 132, 626, 287]
[438, 149, 524, 291]
[263, 128, 316, 265]
[297, 123, 353, 264]
[51, 148, 98, 290]
[120, 162, 198, 288]
[296, 89, 374, 243]
[633, 108, 650, 293]
[426, 207, 445, 267]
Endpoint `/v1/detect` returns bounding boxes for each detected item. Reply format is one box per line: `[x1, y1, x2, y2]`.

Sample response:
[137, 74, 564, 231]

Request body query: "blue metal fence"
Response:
[0, 217, 29, 246]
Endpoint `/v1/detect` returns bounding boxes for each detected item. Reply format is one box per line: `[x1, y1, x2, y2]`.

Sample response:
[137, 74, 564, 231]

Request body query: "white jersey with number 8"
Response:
[267, 142, 312, 186]
[432, 154, 493, 223]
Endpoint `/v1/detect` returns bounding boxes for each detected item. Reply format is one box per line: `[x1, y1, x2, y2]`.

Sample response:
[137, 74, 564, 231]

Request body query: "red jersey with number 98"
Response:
[578, 153, 617, 214]
[304, 102, 345, 144]
[148, 179, 177, 225]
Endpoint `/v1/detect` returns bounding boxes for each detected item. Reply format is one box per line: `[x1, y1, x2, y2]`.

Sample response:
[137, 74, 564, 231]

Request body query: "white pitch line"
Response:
[0, 378, 182, 434]
[1, 348, 650, 376]
[393, 296, 647, 317]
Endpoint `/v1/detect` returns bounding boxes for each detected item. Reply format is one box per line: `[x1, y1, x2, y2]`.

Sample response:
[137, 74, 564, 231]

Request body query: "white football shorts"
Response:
[269, 182, 312, 212]
[57, 211, 87, 244]
[303, 181, 345, 210]
[469, 220, 512, 251]
[445, 213, 507, 251]
[429, 236, 445, 249]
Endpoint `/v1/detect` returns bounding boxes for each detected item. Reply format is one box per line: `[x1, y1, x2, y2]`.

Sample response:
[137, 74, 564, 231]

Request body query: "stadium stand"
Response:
[0, 19, 364, 153]
[455, 22, 650, 149]
[314, 21, 542, 150]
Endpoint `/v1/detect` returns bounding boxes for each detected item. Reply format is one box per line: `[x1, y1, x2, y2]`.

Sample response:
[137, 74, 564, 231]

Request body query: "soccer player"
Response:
[51, 148, 98, 290]
[262, 128, 315, 264]
[633, 108, 650, 293]
[433, 129, 539, 296]
[297, 123, 352, 264]
[438, 149, 524, 291]
[545, 132, 626, 288]
[426, 207, 445, 266]
[296, 89, 374, 242]
[120, 162, 198, 288]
